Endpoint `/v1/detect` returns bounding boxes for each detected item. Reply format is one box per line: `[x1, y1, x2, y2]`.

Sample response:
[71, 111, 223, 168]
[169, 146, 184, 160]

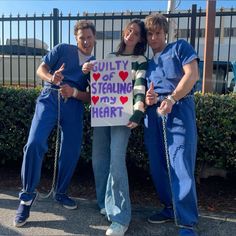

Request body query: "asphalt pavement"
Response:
[0, 190, 235, 236]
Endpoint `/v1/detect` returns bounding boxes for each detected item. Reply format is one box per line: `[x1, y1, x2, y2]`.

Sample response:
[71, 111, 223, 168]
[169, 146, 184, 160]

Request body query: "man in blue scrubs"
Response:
[144, 14, 199, 236]
[14, 20, 96, 227]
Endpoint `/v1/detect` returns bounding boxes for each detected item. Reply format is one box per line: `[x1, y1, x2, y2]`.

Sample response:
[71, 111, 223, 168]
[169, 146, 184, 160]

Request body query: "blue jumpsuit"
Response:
[19, 43, 93, 201]
[144, 39, 199, 227]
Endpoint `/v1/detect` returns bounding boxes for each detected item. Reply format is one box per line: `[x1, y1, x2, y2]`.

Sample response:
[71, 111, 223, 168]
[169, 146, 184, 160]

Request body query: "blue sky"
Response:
[0, 0, 235, 16]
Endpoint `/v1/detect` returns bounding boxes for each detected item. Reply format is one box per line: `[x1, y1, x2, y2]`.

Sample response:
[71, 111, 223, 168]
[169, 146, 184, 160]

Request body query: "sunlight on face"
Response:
[76, 28, 96, 56]
[123, 23, 141, 50]
[147, 26, 166, 54]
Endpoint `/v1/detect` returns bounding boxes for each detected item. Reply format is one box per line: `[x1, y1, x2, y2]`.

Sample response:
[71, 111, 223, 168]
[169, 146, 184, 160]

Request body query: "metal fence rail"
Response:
[0, 5, 236, 92]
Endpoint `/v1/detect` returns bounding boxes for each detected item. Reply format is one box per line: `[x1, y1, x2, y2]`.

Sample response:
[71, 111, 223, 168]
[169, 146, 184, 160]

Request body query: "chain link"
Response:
[161, 115, 179, 226]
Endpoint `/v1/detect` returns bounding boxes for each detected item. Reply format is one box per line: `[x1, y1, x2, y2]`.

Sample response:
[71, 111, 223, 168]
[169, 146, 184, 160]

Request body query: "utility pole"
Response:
[202, 0, 216, 93]
[167, 0, 176, 42]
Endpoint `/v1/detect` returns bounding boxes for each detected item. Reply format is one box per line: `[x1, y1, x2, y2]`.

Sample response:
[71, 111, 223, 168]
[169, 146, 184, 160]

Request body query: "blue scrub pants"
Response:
[144, 96, 198, 227]
[19, 88, 84, 201]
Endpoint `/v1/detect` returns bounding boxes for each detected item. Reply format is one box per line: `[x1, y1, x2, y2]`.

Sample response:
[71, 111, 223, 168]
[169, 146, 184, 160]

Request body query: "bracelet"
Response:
[166, 95, 176, 105]
[72, 88, 79, 98]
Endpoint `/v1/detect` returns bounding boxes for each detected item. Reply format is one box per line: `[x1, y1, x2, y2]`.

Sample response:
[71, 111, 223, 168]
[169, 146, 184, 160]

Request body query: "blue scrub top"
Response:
[43, 43, 94, 91]
[146, 39, 199, 95]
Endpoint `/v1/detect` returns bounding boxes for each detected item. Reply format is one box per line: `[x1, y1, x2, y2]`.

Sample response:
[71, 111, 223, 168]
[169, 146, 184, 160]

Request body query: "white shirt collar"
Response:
[153, 52, 161, 64]
[78, 50, 92, 66]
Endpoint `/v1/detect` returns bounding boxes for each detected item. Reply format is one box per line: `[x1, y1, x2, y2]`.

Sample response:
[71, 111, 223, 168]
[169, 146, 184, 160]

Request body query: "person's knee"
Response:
[25, 137, 47, 153]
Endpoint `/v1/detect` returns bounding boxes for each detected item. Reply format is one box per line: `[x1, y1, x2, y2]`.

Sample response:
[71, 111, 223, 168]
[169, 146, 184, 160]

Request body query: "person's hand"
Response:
[82, 62, 94, 74]
[51, 63, 65, 85]
[127, 121, 138, 129]
[157, 99, 173, 115]
[145, 82, 158, 106]
[59, 84, 74, 98]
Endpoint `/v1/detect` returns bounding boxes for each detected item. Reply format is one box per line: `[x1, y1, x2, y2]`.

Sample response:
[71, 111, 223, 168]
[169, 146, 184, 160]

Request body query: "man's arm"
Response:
[75, 90, 91, 103]
[158, 59, 199, 115]
[59, 84, 91, 103]
[37, 62, 64, 85]
[171, 59, 199, 101]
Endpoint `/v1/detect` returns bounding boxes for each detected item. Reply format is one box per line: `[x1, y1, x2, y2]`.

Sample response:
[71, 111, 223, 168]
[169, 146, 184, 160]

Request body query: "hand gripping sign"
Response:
[90, 57, 133, 127]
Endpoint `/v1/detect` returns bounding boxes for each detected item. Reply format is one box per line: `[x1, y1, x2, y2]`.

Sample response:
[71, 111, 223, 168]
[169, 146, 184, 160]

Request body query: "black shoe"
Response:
[148, 212, 173, 223]
[14, 192, 37, 227]
[54, 193, 77, 210]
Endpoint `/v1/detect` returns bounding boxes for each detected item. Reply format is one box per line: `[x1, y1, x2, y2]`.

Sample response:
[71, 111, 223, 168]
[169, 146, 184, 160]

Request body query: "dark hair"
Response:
[74, 20, 96, 36]
[116, 19, 147, 56]
[145, 14, 169, 34]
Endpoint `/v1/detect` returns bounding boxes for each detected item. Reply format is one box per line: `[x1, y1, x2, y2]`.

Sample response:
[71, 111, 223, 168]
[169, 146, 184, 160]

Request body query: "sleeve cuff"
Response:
[129, 110, 144, 124]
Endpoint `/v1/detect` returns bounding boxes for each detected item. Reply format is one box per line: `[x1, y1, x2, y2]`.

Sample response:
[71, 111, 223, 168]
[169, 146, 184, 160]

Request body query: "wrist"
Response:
[166, 95, 176, 105]
[171, 91, 178, 102]
[82, 70, 89, 75]
[72, 88, 79, 98]
[48, 76, 53, 83]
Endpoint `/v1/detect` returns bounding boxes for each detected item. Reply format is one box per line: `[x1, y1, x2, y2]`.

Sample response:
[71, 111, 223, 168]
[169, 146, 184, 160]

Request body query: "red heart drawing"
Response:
[92, 96, 99, 105]
[119, 71, 128, 81]
[93, 73, 101, 81]
[120, 96, 128, 104]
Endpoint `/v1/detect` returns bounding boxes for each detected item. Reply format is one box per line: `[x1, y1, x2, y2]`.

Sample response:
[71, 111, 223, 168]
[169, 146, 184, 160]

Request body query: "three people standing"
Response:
[13, 13, 199, 236]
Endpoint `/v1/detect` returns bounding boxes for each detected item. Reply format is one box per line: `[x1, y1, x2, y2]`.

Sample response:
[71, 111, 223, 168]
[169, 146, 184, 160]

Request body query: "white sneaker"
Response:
[100, 208, 106, 215]
[106, 222, 128, 236]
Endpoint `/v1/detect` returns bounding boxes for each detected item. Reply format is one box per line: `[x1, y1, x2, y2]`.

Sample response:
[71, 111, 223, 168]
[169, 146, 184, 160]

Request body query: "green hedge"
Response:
[195, 92, 236, 169]
[0, 87, 235, 171]
[0, 87, 40, 164]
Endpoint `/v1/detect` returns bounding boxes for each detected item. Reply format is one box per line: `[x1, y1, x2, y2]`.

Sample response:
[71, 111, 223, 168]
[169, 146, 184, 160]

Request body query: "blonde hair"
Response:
[145, 14, 169, 34]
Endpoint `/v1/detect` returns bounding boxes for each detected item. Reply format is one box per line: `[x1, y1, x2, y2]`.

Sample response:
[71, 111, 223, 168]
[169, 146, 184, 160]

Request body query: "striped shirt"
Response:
[108, 53, 147, 124]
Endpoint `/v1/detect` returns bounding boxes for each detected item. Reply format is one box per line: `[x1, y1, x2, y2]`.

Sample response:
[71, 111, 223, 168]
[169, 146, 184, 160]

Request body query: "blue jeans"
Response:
[92, 126, 131, 226]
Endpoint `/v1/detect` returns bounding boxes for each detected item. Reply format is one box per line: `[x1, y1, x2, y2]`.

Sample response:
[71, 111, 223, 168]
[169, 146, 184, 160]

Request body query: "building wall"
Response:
[0, 55, 42, 86]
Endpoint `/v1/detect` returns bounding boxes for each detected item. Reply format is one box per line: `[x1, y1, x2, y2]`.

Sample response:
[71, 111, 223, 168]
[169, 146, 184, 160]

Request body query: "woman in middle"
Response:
[92, 19, 147, 236]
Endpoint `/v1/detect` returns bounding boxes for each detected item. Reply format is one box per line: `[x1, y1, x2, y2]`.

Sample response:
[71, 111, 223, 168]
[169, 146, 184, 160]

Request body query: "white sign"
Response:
[90, 56, 133, 127]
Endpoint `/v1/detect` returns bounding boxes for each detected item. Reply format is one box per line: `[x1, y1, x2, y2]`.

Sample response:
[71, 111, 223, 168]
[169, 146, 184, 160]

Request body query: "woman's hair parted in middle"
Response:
[116, 19, 147, 56]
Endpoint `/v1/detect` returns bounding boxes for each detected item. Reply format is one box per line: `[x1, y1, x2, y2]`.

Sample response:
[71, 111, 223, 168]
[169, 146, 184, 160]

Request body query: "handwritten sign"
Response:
[90, 57, 133, 127]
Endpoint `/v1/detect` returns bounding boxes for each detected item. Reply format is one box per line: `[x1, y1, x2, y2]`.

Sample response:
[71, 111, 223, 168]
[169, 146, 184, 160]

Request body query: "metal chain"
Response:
[38, 89, 61, 199]
[161, 115, 178, 226]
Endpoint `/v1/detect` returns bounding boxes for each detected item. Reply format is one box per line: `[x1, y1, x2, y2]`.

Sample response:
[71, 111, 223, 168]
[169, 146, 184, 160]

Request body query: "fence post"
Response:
[53, 8, 59, 47]
[190, 4, 197, 48]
